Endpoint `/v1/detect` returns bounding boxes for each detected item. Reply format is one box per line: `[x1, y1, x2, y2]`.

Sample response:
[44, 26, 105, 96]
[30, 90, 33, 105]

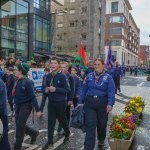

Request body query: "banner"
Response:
[28, 68, 45, 92]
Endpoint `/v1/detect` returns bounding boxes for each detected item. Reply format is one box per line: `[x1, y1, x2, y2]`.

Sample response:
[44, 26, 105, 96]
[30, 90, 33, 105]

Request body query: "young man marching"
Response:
[57, 61, 75, 134]
[13, 63, 41, 150]
[42, 58, 71, 150]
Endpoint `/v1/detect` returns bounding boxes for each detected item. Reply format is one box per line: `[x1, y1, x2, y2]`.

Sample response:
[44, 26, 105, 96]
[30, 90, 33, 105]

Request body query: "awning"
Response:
[34, 53, 45, 57]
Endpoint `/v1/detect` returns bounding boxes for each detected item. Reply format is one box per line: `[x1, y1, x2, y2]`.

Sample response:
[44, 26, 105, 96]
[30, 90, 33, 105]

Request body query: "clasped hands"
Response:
[46, 86, 56, 93]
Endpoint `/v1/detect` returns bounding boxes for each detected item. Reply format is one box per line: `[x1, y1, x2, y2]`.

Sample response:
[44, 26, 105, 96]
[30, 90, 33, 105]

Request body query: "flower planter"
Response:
[108, 129, 135, 150]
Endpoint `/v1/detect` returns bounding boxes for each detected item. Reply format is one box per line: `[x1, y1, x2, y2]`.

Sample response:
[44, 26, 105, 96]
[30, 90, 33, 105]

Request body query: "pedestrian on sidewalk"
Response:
[0, 78, 11, 150]
[79, 58, 115, 150]
[113, 61, 122, 94]
[42, 57, 71, 150]
[13, 63, 41, 150]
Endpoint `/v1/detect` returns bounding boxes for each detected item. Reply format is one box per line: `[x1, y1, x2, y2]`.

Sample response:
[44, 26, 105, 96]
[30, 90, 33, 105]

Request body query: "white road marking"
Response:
[137, 145, 145, 150]
[25, 145, 39, 150]
[137, 82, 144, 87]
[50, 133, 74, 150]
[24, 130, 57, 142]
[8, 130, 15, 134]
[80, 146, 84, 150]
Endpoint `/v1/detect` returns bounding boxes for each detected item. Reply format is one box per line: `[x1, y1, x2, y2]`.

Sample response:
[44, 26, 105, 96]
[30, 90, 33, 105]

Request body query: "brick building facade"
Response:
[105, 0, 140, 66]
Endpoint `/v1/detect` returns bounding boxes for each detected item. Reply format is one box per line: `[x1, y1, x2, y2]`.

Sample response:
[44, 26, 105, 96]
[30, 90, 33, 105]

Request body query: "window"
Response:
[33, 0, 39, 8]
[110, 16, 124, 23]
[81, 20, 87, 26]
[70, 20, 78, 27]
[111, 2, 118, 13]
[33, 15, 50, 52]
[111, 27, 124, 34]
[81, 33, 87, 40]
[57, 45, 62, 51]
[69, 9, 75, 14]
[81, 7, 87, 13]
[70, 0, 75, 2]
[57, 34, 62, 40]
[70, 22, 75, 27]
[33, 0, 49, 11]
[57, 23, 63, 28]
[111, 40, 121, 46]
[57, 12, 64, 16]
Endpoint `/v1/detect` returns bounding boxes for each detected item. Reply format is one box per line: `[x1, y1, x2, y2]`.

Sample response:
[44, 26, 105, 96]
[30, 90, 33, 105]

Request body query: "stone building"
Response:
[51, 0, 106, 60]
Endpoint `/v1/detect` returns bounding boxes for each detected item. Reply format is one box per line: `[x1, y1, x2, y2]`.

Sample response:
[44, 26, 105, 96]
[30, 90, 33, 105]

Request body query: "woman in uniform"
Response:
[79, 58, 115, 150]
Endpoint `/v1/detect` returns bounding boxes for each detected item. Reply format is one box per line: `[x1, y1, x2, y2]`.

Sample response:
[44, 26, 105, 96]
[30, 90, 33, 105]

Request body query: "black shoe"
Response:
[98, 140, 105, 146]
[13, 144, 22, 150]
[42, 142, 53, 150]
[63, 133, 70, 144]
[30, 131, 39, 144]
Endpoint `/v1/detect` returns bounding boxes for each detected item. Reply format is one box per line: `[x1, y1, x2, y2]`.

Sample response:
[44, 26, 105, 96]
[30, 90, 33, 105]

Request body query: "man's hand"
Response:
[68, 101, 73, 106]
[49, 86, 56, 92]
[107, 105, 113, 113]
[36, 112, 42, 118]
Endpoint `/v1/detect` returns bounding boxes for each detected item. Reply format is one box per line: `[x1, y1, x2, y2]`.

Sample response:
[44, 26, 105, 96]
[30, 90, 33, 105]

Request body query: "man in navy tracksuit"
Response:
[57, 62, 75, 134]
[40, 68, 50, 113]
[6, 67, 16, 113]
[0, 78, 11, 150]
[71, 67, 81, 108]
[13, 63, 41, 150]
[42, 58, 71, 150]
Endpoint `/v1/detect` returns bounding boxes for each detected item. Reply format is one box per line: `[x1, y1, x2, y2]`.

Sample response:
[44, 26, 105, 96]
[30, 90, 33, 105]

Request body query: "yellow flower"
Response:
[115, 118, 119, 122]
[137, 107, 143, 113]
[135, 103, 139, 107]
[130, 100, 134, 104]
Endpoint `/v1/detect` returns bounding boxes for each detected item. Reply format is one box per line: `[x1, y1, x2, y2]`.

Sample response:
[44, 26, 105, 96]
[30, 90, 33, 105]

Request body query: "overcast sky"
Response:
[130, 0, 150, 45]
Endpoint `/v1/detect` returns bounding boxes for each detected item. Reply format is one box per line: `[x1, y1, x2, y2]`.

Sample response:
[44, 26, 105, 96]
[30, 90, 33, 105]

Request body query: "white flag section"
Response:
[28, 68, 45, 92]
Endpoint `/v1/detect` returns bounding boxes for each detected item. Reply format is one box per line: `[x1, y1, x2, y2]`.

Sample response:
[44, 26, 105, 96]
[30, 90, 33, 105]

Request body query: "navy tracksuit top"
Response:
[14, 78, 40, 112]
[79, 72, 115, 106]
[46, 72, 71, 102]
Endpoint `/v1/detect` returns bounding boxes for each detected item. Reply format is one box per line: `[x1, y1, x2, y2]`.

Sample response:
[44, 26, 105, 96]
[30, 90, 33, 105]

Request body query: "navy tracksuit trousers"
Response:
[0, 115, 11, 150]
[84, 96, 108, 150]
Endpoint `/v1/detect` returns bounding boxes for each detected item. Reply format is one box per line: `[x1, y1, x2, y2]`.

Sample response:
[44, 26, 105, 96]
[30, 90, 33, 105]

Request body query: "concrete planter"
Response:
[108, 129, 136, 150]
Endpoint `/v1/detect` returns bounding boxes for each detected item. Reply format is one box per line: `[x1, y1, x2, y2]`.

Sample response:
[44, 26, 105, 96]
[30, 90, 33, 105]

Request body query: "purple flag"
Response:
[106, 41, 112, 68]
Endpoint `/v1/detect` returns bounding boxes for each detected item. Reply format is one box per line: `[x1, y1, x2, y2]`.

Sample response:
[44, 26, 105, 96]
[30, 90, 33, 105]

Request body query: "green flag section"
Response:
[72, 55, 88, 70]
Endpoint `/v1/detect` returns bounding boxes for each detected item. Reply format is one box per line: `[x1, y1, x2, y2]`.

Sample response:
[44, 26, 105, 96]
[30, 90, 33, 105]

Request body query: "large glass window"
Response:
[111, 2, 118, 13]
[0, 0, 29, 59]
[33, 0, 50, 11]
[33, 15, 50, 52]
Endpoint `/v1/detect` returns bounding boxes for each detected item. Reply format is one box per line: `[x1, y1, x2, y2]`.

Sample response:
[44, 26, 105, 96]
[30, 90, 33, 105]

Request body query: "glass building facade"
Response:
[0, 0, 50, 60]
